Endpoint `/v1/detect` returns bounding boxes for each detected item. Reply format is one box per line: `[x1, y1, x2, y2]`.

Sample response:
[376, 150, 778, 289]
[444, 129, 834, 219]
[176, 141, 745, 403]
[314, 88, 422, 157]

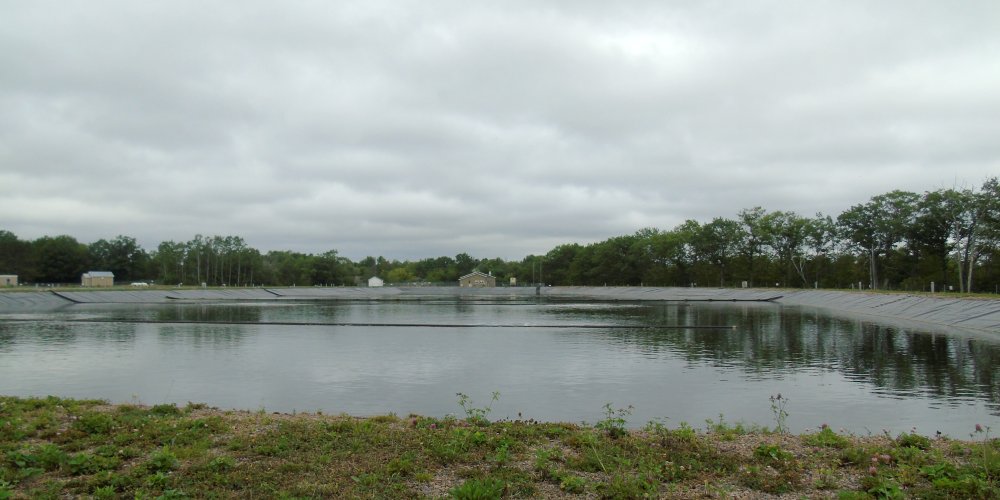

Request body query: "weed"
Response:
[861, 474, 904, 499]
[739, 464, 799, 494]
[705, 414, 751, 440]
[597, 472, 657, 498]
[769, 393, 790, 434]
[450, 477, 505, 499]
[385, 451, 418, 477]
[804, 425, 850, 448]
[456, 391, 500, 426]
[972, 424, 999, 482]
[595, 403, 633, 439]
[896, 431, 931, 450]
[151, 403, 182, 417]
[813, 467, 838, 489]
[73, 412, 116, 435]
[147, 447, 179, 472]
[90, 485, 115, 499]
[146, 470, 170, 488]
[207, 455, 236, 472]
[754, 443, 793, 462]
[559, 474, 586, 493]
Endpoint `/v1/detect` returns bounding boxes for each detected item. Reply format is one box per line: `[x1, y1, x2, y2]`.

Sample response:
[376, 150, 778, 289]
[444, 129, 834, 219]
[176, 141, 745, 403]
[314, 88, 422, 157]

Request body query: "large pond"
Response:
[1, 300, 997, 437]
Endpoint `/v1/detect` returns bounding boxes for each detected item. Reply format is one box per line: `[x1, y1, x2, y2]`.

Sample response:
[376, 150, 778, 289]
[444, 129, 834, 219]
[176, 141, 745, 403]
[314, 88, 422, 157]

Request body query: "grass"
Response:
[1, 395, 998, 498]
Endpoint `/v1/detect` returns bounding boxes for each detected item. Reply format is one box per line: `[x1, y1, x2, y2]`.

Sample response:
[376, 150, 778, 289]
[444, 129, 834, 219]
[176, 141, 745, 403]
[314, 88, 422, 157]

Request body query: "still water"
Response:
[1, 300, 997, 436]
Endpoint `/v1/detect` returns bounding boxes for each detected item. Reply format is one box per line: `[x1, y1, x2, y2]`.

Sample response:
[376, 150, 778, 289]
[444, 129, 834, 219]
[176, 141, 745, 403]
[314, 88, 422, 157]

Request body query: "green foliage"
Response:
[769, 393, 790, 434]
[73, 412, 117, 435]
[861, 474, 905, 499]
[206, 455, 236, 472]
[804, 426, 851, 448]
[1, 395, 998, 499]
[896, 431, 931, 450]
[449, 477, 505, 499]
[597, 472, 657, 498]
[754, 443, 793, 462]
[147, 447, 179, 473]
[704, 414, 753, 440]
[150, 403, 182, 417]
[595, 403, 633, 439]
[456, 391, 500, 426]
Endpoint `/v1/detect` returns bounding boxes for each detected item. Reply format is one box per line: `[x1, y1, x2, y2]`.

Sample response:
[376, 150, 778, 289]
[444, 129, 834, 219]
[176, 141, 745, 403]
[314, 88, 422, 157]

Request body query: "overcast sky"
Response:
[2, 1, 998, 261]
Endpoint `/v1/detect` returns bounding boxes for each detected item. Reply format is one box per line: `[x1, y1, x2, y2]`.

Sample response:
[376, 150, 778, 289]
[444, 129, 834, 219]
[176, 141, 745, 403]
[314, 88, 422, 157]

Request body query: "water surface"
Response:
[1, 300, 997, 436]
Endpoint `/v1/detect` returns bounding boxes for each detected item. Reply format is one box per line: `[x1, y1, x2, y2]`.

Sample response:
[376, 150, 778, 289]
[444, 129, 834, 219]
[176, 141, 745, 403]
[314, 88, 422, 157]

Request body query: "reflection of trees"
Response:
[0, 323, 13, 352]
[155, 305, 263, 323]
[158, 324, 246, 348]
[551, 302, 1000, 412]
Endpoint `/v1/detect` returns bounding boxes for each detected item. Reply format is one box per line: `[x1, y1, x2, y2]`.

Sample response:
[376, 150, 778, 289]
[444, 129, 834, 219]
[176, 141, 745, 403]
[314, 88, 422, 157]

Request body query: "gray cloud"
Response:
[2, 0, 998, 260]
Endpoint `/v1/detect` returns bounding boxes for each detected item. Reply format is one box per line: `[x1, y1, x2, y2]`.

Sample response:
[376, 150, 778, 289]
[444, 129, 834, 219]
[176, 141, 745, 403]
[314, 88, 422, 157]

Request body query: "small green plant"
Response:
[147, 447, 179, 472]
[705, 414, 751, 439]
[595, 403, 633, 438]
[147, 470, 170, 488]
[769, 393, 789, 434]
[559, 474, 586, 493]
[754, 443, 793, 462]
[862, 474, 904, 499]
[207, 455, 236, 472]
[151, 403, 182, 416]
[450, 477, 505, 499]
[971, 424, 999, 482]
[597, 472, 657, 498]
[804, 424, 850, 448]
[73, 412, 116, 435]
[456, 391, 500, 425]
[813, 467, 838, 489]
[91, 485, 116, 500]
[896, 431, 931, 450]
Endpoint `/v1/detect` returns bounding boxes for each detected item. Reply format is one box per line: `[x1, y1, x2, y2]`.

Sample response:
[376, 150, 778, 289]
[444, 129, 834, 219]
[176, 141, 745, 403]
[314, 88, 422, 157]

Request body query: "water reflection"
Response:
[547, 302, 1000, 415]
[1, 300, 998, 433]
[155, 304, 264, 323]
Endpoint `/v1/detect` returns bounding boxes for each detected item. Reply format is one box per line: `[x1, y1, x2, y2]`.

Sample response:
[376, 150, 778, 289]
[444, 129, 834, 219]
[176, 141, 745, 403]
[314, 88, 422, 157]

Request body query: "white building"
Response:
[0, 275, 17, 287]
[368, 276, 384, 287]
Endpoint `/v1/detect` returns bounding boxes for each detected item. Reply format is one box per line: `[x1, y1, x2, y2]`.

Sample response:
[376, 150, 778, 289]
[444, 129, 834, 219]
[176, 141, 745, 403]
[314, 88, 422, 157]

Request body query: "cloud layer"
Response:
[2, 1, 998, 259]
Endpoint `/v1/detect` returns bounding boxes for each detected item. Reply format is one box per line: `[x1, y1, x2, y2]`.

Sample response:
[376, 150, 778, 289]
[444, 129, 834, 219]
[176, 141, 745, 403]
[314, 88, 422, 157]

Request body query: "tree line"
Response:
[1, 178, 998, 292]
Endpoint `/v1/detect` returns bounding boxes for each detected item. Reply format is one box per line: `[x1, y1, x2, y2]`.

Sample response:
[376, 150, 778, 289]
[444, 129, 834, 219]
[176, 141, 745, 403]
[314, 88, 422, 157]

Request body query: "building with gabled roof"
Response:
[458, 271, 496, 288]
[82, 271, 114, 287]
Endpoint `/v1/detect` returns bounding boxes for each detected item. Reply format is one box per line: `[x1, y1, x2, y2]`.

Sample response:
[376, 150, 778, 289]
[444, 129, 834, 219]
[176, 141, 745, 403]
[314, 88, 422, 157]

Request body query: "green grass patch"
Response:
[0, 395, 997, 498]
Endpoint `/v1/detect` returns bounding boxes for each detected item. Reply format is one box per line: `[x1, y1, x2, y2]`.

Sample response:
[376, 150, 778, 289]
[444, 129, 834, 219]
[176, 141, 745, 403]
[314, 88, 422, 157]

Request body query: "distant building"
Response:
[368, 276, 384, 287]
[81, 271, 114, 287]
[0, 275, 17, 287]
[459, 271, 496, 288]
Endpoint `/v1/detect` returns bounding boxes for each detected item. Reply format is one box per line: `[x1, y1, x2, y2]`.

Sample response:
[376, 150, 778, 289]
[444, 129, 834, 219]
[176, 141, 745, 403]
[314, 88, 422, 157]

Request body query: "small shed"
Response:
[82, 271, 115, 288]
[0, 275, 17, 287]
[368, 276, 384, 287]
[459, 271, 496, 288]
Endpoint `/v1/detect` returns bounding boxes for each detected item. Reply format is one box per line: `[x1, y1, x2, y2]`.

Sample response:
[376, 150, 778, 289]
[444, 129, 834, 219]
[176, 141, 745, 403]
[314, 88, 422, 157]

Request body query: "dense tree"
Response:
[837, 191, 919, 289]
[0, 230, 34, 280]
[762, 211, 809, 287]
[689, 218, 742, 287]
[88, 235, 150, 282]
[32, 235, 88, 283]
